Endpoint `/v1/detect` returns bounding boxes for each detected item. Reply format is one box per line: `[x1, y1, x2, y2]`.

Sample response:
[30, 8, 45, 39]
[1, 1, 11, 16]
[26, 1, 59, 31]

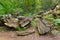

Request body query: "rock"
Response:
[1, 14, 19, 28]
[1, 14, 32, 28]
[35, 18, 50, 34]
[19, 17, 32, 27]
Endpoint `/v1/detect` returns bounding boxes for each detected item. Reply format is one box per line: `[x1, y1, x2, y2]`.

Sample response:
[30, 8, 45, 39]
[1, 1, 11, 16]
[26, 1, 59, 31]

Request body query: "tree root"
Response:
[16, 30, 35, 36]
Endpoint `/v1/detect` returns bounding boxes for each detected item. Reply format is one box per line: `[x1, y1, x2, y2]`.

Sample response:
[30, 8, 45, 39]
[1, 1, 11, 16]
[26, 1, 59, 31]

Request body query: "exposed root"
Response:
[16, 30, 35, 36]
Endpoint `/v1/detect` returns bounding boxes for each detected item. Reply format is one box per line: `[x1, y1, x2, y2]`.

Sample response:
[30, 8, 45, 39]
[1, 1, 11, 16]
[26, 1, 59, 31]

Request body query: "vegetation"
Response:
[0, 0, 60, 35]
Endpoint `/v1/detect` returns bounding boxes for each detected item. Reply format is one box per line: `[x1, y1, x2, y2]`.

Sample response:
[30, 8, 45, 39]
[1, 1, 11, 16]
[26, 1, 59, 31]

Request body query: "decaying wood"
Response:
[35, 17, 50, 34]
[1, 14, 33, 28]
[3, 15, 19, 28]
[0, 13, 56, 36]
[38, 4, 60, 17]
[16, 29, 35, 36]
[16, 17, 53, 36]
[19, 17, 33, 27]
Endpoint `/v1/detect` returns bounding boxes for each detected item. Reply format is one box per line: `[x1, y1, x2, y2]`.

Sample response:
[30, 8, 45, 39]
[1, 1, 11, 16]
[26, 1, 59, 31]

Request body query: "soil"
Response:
[0, 32, 60, 40]
[0, 27, 60, 40]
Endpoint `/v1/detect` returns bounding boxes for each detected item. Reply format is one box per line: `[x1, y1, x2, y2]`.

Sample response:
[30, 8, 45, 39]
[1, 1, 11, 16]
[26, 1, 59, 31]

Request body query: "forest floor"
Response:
[0, 27, 60, 40]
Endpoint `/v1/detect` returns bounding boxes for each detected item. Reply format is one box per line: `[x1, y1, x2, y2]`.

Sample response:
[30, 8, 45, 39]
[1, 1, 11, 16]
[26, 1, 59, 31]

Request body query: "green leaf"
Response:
[51, 30, 59, 35]
[54, 19, 60, 23]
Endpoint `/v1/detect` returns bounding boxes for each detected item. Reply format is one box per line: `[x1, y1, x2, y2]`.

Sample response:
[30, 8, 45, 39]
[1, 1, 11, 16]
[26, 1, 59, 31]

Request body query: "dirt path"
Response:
[0, 27, 60, 40]
[0, 31, 60, 40]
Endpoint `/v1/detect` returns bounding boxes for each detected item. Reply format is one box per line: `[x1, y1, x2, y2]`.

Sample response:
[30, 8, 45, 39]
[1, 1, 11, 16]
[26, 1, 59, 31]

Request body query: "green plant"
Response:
[51, 30, 59, 35]
[53, 19, 60, 30]
[0, 0, 60, 32]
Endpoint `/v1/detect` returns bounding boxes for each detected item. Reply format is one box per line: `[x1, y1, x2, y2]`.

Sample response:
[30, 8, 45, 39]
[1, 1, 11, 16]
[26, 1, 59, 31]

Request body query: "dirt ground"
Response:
[0, 31, 60, 40]
[0, 27, 60, 40]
